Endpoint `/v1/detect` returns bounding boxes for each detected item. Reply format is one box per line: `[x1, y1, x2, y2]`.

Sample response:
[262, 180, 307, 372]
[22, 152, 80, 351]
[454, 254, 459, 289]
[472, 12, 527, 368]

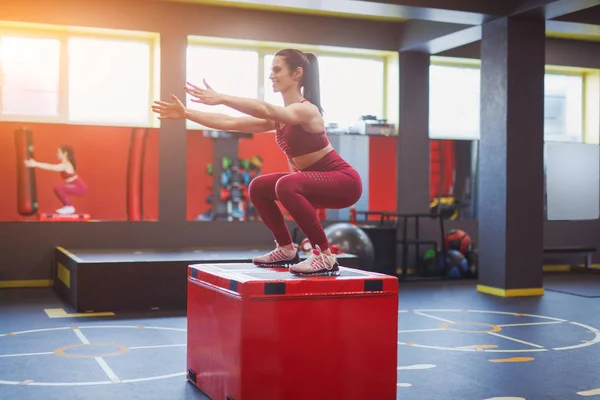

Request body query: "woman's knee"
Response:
[274, 176, 297, 202]
[248, 175, 276, 201]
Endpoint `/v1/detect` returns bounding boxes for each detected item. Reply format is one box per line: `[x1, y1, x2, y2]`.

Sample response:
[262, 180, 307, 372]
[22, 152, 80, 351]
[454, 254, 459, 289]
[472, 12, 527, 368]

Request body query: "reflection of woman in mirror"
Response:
[25, 145, 88, 215]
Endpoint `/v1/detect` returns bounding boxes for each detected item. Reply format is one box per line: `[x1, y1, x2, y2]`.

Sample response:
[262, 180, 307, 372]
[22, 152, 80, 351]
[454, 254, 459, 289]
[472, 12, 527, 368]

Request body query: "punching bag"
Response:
[126, 128, 149, 221]
[14, 128, 38, 216]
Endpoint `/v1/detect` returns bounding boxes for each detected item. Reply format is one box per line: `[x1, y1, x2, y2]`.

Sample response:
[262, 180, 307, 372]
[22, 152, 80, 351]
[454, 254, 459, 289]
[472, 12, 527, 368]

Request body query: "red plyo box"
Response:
[186, 263, 399, 400]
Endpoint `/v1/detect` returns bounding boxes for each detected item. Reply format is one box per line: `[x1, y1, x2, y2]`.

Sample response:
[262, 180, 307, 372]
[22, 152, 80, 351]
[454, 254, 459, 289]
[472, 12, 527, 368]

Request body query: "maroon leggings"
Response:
[248, 150, 362, 251]
[54, 178, 88, 206]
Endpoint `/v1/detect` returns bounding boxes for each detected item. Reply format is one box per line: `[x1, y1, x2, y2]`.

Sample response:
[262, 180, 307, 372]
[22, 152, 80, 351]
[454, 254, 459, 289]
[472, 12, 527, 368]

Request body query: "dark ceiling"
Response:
[162, 0, 600, 53]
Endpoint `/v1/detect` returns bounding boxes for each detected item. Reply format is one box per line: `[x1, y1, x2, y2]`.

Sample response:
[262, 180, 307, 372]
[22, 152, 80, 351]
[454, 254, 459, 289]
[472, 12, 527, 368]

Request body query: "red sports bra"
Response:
[275, 100, 329, 158]
[60, 171, 76, 180]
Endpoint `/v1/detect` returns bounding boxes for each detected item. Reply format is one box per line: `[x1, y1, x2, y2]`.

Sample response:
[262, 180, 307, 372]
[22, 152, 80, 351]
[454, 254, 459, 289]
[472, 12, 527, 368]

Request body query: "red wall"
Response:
[1, 125, 453, 222]
[0, 122, 159, 221]
[368, 136, 398, 217]
[430, 140, 455, 199]
[185, 131, 291, 220]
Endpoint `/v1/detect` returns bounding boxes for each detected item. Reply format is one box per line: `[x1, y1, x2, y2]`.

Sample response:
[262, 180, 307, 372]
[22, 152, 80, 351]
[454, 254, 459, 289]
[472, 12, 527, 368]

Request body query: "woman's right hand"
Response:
[151, 94, 186, 120]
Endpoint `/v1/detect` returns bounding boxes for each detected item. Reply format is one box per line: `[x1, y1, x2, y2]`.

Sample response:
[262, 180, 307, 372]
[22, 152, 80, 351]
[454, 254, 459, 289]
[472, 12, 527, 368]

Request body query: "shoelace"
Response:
[311, 246, 333, 271]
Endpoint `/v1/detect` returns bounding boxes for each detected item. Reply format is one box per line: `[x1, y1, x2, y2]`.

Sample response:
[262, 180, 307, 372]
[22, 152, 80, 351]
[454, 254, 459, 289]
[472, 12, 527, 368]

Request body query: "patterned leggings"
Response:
[54, 178, 88, 206]
[248, 150, 362, 251]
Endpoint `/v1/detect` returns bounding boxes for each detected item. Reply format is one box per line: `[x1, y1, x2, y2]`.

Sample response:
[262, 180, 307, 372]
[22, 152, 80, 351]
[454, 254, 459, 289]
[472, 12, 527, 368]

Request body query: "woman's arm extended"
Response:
[26, 160, 67, 172]
[219, 95, 315, 127]
[184, 80, 321, 131]
[185, 109, 275, 133]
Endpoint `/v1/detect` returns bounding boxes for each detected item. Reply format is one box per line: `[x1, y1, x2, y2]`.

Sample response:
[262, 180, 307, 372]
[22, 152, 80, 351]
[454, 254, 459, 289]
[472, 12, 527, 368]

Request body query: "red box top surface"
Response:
[188, 263, 398, 298]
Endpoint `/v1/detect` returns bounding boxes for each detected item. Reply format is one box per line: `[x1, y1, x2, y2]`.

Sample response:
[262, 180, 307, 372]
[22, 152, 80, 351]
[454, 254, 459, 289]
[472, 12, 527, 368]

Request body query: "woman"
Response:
[25, 145, 88, 215]
[152, 49, 362, 276]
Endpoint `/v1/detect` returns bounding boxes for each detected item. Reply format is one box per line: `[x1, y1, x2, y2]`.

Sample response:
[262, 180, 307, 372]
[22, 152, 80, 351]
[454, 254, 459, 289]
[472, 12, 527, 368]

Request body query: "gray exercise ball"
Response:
[324, 223, 375, 270]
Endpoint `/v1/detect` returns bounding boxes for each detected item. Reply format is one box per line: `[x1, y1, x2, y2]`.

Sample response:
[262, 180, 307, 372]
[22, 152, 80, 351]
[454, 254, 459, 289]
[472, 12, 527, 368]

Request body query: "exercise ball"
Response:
[442, 249, 469, 278]
[421, 248, 438, 276]
[324, 223, 375, 270]
[445, 229, 472, 255]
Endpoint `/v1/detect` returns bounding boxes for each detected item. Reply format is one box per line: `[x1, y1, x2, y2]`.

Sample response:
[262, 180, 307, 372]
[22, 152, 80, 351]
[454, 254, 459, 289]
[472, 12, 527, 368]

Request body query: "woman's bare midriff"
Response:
[288, 144, 334, 171]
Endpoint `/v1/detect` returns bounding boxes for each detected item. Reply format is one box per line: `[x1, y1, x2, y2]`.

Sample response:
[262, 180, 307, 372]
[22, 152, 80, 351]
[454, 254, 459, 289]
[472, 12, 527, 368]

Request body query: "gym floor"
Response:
[1, 273, 599, 400]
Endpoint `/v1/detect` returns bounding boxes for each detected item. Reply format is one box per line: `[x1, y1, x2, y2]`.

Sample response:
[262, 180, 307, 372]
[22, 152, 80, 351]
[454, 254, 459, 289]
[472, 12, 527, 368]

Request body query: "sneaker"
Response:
[56, 206, 75, 215]
[253, 241, 300, 268]
[290, 245, 340, 277]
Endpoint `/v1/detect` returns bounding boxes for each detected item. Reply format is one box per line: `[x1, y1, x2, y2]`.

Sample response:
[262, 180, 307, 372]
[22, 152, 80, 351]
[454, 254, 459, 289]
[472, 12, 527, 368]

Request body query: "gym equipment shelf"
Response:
[355, 210, 447, 280]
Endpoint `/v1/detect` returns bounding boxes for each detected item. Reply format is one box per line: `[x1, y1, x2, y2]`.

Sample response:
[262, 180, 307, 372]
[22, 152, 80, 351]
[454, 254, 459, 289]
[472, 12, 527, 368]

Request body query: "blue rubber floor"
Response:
[1, 274, 600, 399]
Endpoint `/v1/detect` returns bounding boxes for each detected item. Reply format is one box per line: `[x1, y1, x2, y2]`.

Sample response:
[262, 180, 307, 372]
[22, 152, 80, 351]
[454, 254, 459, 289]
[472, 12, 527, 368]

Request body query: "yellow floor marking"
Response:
[577, 388, 600, 396]
[489, 357, 535, 363]
[44, 308, 115, 319]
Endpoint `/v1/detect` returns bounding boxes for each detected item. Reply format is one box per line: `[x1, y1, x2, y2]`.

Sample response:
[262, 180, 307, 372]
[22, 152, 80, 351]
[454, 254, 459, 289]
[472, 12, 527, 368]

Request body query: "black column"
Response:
[477, 16, 546, 296]
[397, 51, 430, 215]
[159, 31, 188, 222]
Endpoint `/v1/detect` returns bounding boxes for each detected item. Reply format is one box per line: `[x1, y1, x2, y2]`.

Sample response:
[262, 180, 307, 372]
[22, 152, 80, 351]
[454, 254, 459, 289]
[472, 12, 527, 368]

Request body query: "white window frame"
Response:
[0, 22, 159, 128]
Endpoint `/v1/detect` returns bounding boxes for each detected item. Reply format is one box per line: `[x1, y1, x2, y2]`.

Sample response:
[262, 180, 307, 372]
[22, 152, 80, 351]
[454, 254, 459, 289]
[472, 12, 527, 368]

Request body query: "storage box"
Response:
[186, 263, 399, 400]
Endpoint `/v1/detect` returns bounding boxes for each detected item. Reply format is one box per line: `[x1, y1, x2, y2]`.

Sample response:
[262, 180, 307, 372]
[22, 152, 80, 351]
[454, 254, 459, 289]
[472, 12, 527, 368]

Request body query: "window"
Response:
[0, 36, 61, 117]
[429, 64, 585, 143]
[68, 37, 152, 125]
[186, 46, 259, 129]
[429, 65, 480, 140]
[544, 73, 583, 142]
[264, 54, 385, 129]
[0, 24, 157, 127]
[319, 56, 385, 129]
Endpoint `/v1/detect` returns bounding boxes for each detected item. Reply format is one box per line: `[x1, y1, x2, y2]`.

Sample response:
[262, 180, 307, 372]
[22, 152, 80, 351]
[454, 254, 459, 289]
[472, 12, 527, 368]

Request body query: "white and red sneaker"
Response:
[290, 245, 340, 277]
[253, 241, 300, 268]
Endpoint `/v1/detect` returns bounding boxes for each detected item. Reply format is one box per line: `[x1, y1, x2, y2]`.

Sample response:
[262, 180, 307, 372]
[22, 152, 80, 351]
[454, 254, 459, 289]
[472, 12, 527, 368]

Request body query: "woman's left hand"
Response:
[185, 80, 223, 106]
[24, 159, 36, 167]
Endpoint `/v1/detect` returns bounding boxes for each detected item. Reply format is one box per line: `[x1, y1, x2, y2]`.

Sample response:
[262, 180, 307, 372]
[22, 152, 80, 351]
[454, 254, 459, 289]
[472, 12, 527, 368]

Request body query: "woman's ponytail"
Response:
[302, 52, 323, 115]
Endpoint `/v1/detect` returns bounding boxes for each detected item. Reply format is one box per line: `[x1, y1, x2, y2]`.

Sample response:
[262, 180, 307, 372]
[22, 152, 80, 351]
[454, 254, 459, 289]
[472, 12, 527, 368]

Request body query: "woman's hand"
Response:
[24, 159, 36, 168]
[151, 94, 186, 120]
[185, 80, 223, 106]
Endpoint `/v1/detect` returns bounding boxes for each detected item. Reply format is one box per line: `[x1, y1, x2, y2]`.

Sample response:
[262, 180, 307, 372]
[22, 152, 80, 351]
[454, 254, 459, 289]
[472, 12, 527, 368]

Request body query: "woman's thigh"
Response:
[248, 172, 291, 201]
[275, 169, 363, 209]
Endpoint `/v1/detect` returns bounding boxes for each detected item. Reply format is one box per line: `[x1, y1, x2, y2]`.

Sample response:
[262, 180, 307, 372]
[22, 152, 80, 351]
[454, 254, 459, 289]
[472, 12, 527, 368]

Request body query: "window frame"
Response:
[0, 21, 159, 128]
[186, 35, 397, 132]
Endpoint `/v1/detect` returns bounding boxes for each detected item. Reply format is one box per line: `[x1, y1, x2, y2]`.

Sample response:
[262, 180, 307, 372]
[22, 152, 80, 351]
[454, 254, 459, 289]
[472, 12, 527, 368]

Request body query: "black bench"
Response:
[543, 246, 596, 269]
